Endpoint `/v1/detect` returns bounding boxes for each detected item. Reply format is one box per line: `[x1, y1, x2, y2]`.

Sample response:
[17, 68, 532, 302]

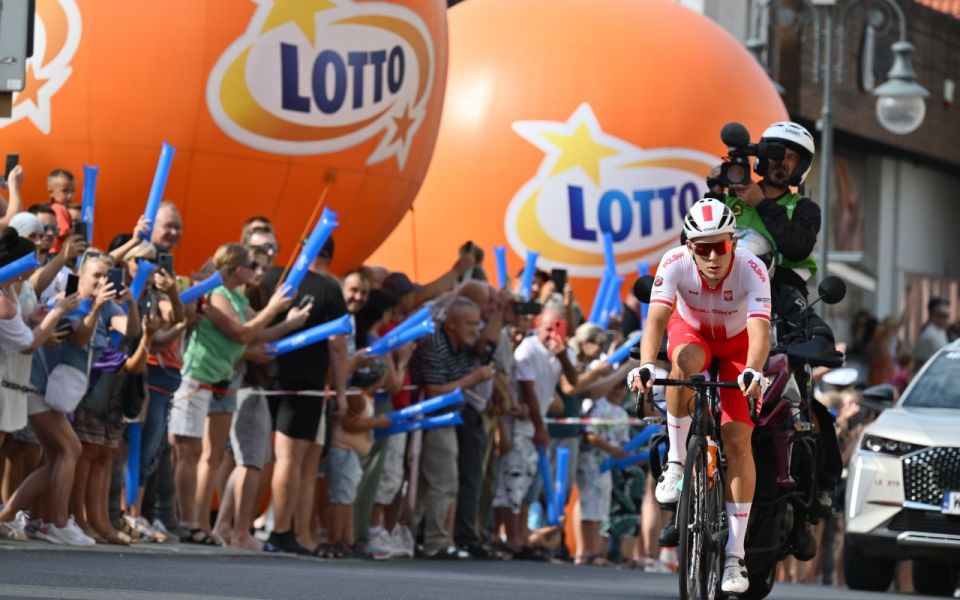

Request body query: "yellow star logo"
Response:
[261, 0, 336, 46]
[541, 121, 620, 186]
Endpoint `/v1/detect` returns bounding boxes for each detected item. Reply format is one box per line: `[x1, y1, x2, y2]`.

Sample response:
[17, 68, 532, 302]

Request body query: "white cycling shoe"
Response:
[655, 462, 683, 505]
[721, 556, 749, 594]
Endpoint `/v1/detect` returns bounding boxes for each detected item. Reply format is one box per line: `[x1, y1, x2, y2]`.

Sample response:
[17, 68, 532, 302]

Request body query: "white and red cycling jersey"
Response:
[649, 245, 772, 340]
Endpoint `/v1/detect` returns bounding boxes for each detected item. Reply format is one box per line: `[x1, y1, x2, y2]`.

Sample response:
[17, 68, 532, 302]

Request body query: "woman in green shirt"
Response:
[169, 243, 310, 544]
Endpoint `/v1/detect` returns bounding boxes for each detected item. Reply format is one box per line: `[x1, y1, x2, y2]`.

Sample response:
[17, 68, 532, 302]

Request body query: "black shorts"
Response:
[268, 381, 326, 442]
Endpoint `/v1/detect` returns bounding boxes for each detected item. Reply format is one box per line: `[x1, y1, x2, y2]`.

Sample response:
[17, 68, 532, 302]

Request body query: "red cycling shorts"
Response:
[666, 312, 754, 428]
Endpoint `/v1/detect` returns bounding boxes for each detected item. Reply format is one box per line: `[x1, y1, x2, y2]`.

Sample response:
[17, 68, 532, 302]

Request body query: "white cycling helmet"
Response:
[757, 121, 816, 185]
[683, 198, 737, 240]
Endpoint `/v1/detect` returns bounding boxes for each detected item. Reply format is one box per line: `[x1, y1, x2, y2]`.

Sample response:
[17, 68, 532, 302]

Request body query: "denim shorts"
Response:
[208, 372, 242, 414]
[324, 446, 362, 505]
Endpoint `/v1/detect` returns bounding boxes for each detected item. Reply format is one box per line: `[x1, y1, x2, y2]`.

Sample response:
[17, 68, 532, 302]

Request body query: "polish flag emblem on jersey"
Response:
[724, 290, 733, 302]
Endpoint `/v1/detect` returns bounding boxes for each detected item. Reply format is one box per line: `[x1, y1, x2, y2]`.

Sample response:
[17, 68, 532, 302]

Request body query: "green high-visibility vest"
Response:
[724, 192, 818, 282]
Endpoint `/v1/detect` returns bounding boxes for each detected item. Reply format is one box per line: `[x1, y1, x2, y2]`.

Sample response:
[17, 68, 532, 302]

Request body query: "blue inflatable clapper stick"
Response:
[623, 425, 662, 454]
[554, 446, 571, 513]
[518, 250, 539, 301]
[128, 259, 157, 303]
[142, 142, 175, 239]
[375, 410, 463, 440]
[538, 447, 559, 526]
[125, 422, 141, 507]
[638, 261, 650, 323]
[601, 442, 668, 473]
[605, 330, 643, 367]
[602, 231, 616, 273]
[603, 274, 624, 320]
[387, 388, 464, 424]
[283, 207, 339, 296]
[267, 313, 353, 357]
[367, 318, 434, 357]
[588, 271, 613, 325]
[81, 165, 98, 243]
[0, 253, 41, 285]
[494, 246, 508, 290]
[179, 271, 223, 305]
[389, 305, 431, 338]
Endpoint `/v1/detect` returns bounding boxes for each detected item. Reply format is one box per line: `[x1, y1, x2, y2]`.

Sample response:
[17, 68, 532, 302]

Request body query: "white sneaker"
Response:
[365, 529, 391, 560]
[721, 556, 749, 594]
[0, 511, 28, 542]
[45, 517, 96, 547]
[389, 525, 414, 558]
[151, 519, 174, 543]
[655, 462, 684, 505]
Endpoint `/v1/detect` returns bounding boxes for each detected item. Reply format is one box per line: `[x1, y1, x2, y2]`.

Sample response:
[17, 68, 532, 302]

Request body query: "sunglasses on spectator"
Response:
[42, 225, 59, 235]
[690, 239, 732, 258]
[249, 225, 273, 235]
[250, 242, 280, 255]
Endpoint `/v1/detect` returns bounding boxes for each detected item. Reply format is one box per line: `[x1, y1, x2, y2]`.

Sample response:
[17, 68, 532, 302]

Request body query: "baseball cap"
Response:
[382, 272, 420, 298]
[9, 212, 43, 237]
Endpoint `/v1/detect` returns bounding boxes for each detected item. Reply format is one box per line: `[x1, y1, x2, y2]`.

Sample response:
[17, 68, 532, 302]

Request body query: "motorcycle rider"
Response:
[708, 121, 840, 560]
[629, 198, 771, 595]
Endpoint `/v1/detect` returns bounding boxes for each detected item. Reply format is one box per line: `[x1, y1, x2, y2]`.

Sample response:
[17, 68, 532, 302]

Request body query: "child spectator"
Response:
[320, 361, 392, 558]
[46, 169, 76, 254]
[575, 378, 631, 566]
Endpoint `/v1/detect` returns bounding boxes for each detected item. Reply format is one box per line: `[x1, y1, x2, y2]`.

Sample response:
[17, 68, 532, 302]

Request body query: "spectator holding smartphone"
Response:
[167, 244, 307, 545]
[0, 250, 133, 546]
[0, 164, 25, 230]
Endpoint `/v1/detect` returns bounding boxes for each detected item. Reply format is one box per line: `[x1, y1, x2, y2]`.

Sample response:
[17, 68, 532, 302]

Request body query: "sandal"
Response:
[313, 543, 337, 558]
[102, 530, 132, 546]
[0, 521, 27, 542]
[182, 527, 219, 546]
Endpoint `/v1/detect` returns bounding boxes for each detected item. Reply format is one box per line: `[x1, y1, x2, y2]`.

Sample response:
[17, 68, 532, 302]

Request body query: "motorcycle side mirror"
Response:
[633, 275, 655, 304]
[818, 276, 846, 305]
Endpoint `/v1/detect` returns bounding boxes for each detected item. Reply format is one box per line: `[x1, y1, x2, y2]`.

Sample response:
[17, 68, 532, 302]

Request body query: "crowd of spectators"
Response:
[0, 162, 681, 571]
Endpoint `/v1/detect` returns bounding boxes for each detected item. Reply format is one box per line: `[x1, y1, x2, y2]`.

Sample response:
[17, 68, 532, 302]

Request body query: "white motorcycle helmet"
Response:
[756, 121, 816, 186]
[735, 228, 776, 277]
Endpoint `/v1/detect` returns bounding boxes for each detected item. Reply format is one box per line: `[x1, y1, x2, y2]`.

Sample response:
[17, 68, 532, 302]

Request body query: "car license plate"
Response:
[943, 491, 960, 515]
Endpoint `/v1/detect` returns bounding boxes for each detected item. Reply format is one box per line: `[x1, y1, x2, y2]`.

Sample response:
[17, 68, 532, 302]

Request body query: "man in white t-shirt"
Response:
[492, 305, 577, 553]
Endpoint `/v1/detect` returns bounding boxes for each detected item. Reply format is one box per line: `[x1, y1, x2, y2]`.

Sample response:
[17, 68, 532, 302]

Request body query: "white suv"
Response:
[844, 339, 960, 596]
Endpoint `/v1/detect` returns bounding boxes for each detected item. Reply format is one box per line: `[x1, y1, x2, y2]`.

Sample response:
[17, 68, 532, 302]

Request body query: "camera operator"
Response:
[708, 122, 818, 291]
[708, 121, 841, 561]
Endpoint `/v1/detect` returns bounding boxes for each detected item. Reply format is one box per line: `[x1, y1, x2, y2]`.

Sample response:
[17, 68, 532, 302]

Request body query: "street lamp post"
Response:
[748, 0, 929, 291]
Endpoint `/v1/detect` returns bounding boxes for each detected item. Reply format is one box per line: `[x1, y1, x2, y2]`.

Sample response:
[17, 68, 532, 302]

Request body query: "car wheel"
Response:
[843, 537, 894, 591]
[913, 559, 960, 597]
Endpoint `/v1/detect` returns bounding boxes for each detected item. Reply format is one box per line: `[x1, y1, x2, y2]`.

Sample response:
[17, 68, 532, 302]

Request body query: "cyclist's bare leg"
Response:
[720, 422, 755, 504]
[664, 344, 705, 467]
[721, 420, 755, 561]
[666, 343, 705, 418]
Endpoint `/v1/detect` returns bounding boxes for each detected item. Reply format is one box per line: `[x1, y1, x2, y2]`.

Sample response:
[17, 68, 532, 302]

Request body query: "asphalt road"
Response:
[0, 541, 938, 600]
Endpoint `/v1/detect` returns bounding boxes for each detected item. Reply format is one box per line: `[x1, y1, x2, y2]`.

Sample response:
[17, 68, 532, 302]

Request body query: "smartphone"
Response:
[298, 294, 315, 309]
[65, 273, 79, 296]
[71, 220, 87, 238]
[513, 300, 542, 316]
[4, 154, 18, 178]
[550, 268, 568, 291]
[55, 318, 73, 335]
[553, 319, 568, 341]
[106, 267, 125, 294]
[156, 252, 174, 275]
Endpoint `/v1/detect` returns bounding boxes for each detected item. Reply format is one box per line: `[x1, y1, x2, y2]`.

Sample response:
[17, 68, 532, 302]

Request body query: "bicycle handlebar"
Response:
[655, 378, 741, 389]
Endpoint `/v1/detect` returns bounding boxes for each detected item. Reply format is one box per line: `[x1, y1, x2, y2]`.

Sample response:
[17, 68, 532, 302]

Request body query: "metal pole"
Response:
[816, 4, 834, 300]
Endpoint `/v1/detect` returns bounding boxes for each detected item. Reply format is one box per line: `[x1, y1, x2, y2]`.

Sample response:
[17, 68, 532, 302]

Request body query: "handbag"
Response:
[41, 346, 93, 414]
[78, 346, 128, 416]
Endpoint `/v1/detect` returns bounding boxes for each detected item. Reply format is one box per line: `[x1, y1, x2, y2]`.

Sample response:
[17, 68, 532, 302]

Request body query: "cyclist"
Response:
[628, 198, 771, 594]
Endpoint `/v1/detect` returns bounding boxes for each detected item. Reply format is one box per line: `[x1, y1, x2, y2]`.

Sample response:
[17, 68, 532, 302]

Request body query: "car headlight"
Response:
[860, 435, 925, 456]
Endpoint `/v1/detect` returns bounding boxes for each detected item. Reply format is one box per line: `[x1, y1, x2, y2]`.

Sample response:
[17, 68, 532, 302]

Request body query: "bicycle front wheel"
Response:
[677, 435, 707, 600]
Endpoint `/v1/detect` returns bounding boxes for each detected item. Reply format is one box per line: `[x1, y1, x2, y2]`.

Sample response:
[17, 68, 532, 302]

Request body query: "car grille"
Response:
[888, 509, 960, 537]
[902, 447, 960, 507]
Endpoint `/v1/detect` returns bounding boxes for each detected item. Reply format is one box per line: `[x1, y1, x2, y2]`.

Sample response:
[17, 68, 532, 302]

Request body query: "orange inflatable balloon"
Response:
[370, 0, 788, 303]
[0, 0, 447, 272]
